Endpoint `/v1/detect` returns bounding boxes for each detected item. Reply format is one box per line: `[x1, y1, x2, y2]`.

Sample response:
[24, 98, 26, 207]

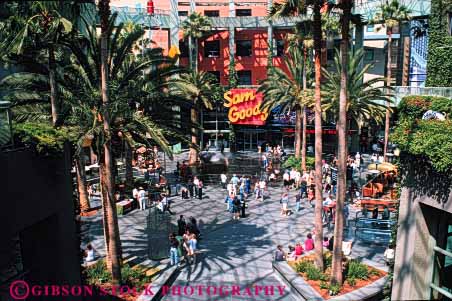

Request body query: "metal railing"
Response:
[430, 245, 452, 300]
[389, 86, 452, 106]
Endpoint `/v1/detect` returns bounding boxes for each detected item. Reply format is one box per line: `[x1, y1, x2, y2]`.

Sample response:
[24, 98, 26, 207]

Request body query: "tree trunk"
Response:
[313, 1, 324, 271]
[301, 45, 308, 171]
[99, 0, 122, 285]
[295, 106, 302, 159]
[48, 45, 58, 126]
[75, 155, 90, 212]
[331, 0, 351, 285]
[125, 141, 134, 194]
[383, 29, 393, 162]
[189, 104, 198, 166]
[302, 108, 307, 171]
[189, 36, 198, 71]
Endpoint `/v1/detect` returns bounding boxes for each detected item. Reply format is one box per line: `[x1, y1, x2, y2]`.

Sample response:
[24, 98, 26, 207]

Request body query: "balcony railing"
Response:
[391, 86, 452, 105]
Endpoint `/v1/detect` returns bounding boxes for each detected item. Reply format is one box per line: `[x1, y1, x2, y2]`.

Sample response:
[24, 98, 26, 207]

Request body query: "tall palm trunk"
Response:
[301, 45, 308, 171]
[48, 45, 58, 126]
[295, 106, 302, 158]
[75, 155, 90, 212]
[331, 0, 351, 285]
[313, 1, 324, 271]
[99, 0, 122, 284]
[188, 36, 198, 71]
[383, 28, 393, 162]
[189, 102, 198, 165]
[125, 141, 134, 194]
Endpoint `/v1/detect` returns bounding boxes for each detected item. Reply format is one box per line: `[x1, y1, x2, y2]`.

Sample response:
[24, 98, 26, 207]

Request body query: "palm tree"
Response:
[322, 50, 390, 127]
[374, 0, 411, 161]
[97, 0, 122, 285]
[258, 47, 314, 165]
[6, 1, 74, 126]
[287, 22, 314, 170]
[270, 0, 325, 271]
[170, 71, 217, 166]
[181, 12, 212, 71]
[323, 48, 391, 284]
[330, 0, 352, 286]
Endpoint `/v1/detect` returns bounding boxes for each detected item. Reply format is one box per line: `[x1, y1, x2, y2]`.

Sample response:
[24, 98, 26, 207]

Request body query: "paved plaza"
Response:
[81, 151, 387, 300]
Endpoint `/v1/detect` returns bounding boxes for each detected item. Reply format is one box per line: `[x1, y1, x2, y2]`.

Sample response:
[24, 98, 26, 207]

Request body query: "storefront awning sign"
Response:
[223, 89, 269, 125]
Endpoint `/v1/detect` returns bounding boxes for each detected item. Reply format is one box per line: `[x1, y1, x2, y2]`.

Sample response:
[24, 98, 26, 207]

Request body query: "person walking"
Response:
[245, 176, 251, 195]
[188, 178, 194, 199]
[193, 176, 199, 198]
[232, 196, 241, 220]
[138, 187, 147, 211]
[225, 193, 234, 212]
[280, 192, 290, 216]
[188, 232, 198, 264]
[220, 173, 227, 189]
[177, 215, 186, 236]
[197, 180, 203, 200]
[295, 192, 302, 212]
[169, 234, 180, 266]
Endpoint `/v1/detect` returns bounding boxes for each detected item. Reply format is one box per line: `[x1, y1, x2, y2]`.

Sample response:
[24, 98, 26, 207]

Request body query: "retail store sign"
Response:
[223, 89, 269, 125]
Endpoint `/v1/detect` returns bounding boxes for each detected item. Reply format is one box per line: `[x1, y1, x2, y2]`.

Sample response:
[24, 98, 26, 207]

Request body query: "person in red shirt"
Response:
[295, 242, 304, 257]
[304, 233, 315, 251]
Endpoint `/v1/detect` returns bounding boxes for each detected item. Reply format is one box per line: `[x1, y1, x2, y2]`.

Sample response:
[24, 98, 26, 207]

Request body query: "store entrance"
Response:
[236, 130, 264, 151]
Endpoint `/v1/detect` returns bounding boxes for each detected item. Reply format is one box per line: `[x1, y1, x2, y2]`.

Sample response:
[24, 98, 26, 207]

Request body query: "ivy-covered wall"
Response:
[392, 95, 452, 173]
[425, 0, 452, 86]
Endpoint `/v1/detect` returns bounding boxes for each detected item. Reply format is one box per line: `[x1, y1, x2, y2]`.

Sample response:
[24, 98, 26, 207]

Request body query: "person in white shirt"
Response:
[138, 187, 147, 210]
[355, 152, 361, 168]
[371, 153, 378, 163]
[384, 244, 395, 264]
[323, 194, 334, 206]
[84, 244, 96, 263]
[193, 176, 200, 197]
[283, 171, 290, 189]
[220, 173, 227, 189]
[133, 187, 139, 202]
[227, 182, 233, 195]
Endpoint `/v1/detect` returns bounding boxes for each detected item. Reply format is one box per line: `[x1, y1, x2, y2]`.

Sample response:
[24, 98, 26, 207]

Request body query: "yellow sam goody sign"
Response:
[223, 89, 269, 125]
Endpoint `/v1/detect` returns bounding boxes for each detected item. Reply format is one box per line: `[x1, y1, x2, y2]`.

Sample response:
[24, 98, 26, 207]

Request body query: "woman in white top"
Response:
[85, 244, 96, 262]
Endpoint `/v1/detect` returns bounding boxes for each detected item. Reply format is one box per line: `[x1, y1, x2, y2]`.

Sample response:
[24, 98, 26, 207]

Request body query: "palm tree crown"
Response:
[322, 49, 392, 126]
[181, 12, 212, 40]
[259, 47, 314, 112]
[374, 0, 411, 32]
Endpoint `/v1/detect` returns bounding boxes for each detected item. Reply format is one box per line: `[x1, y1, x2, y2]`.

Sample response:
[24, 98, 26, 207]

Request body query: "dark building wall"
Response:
[392, 157, 452, 300]
[0, 147, 81, 292]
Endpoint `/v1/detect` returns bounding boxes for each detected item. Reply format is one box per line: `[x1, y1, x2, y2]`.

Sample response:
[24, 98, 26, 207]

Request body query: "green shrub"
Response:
[84, 260, 151, 287]
[84, 260, 111, 285]
[369, 268, 380, 277]
[398, 95, 433, 119]
[347, 260, 369, 280]
[121, 264, 151, 287]
[323, 253, 333, 269]
[306, 264, 323, 281]
[329, 282, 341, 296]
[347, 277, 356, 286]
[282, 155, 315, 171]
[320, 281, 329, 290]
[13, 122, 79, 154]
[430, 96, 452, 115]
[295, 260, 314, 273]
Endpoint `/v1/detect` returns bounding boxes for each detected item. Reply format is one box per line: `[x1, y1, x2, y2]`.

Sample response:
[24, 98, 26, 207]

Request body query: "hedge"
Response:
[425, 0, 452, 87]
[392, 95, 452, 172]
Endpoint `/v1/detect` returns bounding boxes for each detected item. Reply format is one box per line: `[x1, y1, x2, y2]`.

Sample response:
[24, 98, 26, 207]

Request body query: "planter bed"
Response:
[273, 252, 388, 301]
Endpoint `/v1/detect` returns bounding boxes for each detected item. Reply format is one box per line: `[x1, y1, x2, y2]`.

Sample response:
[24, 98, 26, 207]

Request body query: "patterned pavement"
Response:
[81, 151, 386, 301]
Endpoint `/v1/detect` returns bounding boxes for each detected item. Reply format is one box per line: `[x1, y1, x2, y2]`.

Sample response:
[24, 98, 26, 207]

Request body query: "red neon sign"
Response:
[223, 89, 269, 125]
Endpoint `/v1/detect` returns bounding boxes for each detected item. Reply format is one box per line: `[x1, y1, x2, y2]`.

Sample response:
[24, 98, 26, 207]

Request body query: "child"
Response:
[323, 236, 329, 248]
[294, 242, 304, 258]
[304, 233, 315, 251]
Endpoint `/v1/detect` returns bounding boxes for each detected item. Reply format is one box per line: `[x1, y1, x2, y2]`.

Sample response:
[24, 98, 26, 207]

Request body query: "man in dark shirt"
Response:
[177, 215, 186, 236]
